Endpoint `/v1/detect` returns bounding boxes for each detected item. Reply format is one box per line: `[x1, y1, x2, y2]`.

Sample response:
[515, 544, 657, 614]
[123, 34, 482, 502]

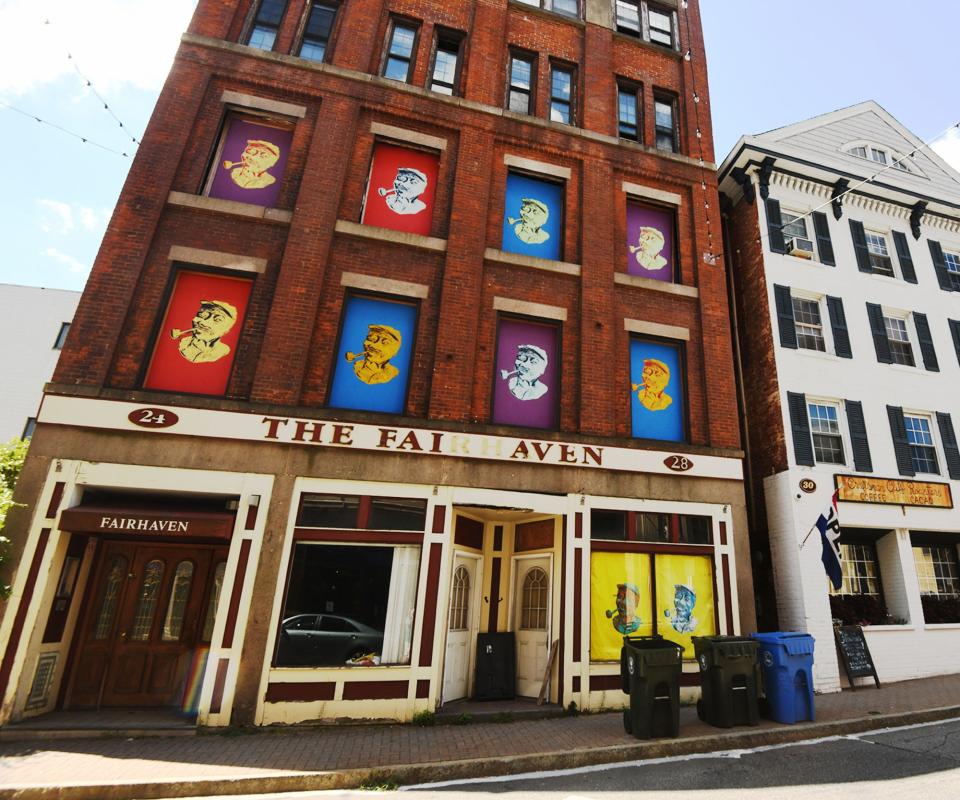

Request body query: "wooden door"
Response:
[68, 541, 225, 709]
[442, 555, 478, 703]
[513, 557, 551, 698]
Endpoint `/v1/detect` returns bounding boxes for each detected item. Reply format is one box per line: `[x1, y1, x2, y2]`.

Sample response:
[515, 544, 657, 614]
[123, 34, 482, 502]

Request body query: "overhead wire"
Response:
[0, 101, 131, 157]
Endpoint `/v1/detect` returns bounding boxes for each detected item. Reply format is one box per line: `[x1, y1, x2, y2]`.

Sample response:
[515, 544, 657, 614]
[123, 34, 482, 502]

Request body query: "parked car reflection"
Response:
[277, 613, 384, 666]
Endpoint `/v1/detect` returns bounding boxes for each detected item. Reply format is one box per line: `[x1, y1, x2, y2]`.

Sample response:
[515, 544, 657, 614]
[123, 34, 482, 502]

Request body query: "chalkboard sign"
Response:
[834, 625, 880, 689]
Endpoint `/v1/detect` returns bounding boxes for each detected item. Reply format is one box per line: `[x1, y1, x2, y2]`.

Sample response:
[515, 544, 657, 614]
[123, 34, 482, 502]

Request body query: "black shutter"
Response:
[766, 198, 786, 254]
[850, 219, 872, 272]
[774, 285, 797, 349]
[866, 302, 892, 363]
[812, 212, 835, 266]
[892, 231, 918, 284]
[826, 296, 852, 358]
[936, 412, 960, 479]
[913, 312, 939, 372]
[929, 240, 953, 291]
[886, 405, 916, 477]
[949, 319, 960, 367]
[845, 400, 873, 472]
[788, 392, 815, 466]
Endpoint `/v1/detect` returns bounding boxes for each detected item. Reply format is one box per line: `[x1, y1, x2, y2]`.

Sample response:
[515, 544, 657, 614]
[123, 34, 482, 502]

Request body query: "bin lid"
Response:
[751, 632, 815, 656]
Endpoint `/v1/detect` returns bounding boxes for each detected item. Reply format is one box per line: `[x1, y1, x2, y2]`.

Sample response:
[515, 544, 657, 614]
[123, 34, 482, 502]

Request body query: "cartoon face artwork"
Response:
[223, 139, 281, 190]
[379, 167, 428, 215]
[629, 226, 668, 271]
[501, 343, 549, 401]
[664, 583, 698, 633]
[347, 324, 403, 385]
[508, 198, 550, 245]
[631, 358, 672, 411]
[605, 582, 642, 634]
[172, 300, 239, 364]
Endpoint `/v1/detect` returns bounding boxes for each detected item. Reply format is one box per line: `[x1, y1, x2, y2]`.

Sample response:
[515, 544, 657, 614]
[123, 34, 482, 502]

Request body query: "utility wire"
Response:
[41, 15, 141, 147]
[0, 101, 131, 157]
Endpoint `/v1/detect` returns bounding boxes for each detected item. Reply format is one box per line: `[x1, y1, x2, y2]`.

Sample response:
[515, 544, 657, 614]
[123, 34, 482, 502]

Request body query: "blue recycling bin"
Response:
[751, 632, 815, 724]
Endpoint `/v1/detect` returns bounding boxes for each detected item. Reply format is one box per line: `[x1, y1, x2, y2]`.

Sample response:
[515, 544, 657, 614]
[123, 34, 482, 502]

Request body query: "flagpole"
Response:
[799, 522, 818, 549]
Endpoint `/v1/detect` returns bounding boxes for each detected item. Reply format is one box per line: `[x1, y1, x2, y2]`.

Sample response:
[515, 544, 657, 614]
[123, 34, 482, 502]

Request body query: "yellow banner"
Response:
[654, 554, 716, 658]
[589, 552, 653, 662]
[836, 475, 953, 508]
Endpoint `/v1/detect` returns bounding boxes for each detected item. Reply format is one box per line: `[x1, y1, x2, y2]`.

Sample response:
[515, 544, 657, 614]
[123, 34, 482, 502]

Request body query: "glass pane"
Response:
[162, 561, 195, 641]
[655, 100, 673, 128]
[521, 567, 549, 630]
[432, 48, 458, 89]
[257, 0, 287, 26]
[616, 0, 640, 32]
[509, 89, 531, 114]
[384, 56, 411, 82]
[201, 561, 226, 642]
[590, 510, 626, 540]
[389, 24, 416, 58]
[130, 559, 165, 642]
[510, 58, 532, 90]
[449, 566, 470, 630]
[636, 513, 669, 542]
[304, 4, 335, 39]
[618, 90, 637, 125]
[248, 26, 277, 50]
[297, 494, 360, 528]
[551, 69, 571, 100]
[368, 497, 428, 531]
[678, 515, 713, 545]
[552, 0, 579, 16]
[299, 41, 326, 62]
[550, 101, 570, 124]
[93, 556, 127, 640]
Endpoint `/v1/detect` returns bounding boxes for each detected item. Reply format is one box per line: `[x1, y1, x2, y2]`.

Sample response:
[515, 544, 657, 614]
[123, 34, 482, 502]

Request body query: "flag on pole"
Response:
[816, 490, 842, 590]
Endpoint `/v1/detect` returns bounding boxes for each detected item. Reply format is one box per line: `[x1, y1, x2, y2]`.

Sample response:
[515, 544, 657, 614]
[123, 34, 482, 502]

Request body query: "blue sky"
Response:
[1, 0, 958, 292]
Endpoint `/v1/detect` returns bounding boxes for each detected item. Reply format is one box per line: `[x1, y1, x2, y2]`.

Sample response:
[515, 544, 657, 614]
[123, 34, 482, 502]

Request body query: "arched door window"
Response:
[521, 567, 548, 630]
[162, 560, 195, 641]
[449, 565, 470, 631]
[93, 556, 127, 640]
[130, 559, 165, 641]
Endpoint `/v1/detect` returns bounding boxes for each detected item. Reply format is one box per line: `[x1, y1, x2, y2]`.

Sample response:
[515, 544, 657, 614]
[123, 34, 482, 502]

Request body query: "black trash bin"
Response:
[693, 635, 760, 728]
[474, 632, 515, 700]
[620, 635, 684, 739]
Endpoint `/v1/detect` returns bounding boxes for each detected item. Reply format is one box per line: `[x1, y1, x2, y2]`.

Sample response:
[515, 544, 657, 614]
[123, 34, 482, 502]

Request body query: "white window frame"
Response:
[515, 0, 581, 18]
[882, 310, 916, 368]
[790, 289, 835, 355]
[943, 249, 960, 292]
[865, 229, 896, 278]
[806, 398, 847, 466]
[902, 411, 941, 476]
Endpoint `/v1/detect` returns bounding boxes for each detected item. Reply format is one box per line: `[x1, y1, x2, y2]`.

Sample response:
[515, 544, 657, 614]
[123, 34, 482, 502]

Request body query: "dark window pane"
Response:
[590, 510, 626, 540]
[368, 497, 428, 531]
[257, 0, 286, 25]
[552, 0, 579, 16]
[678, 515, 713, 544]
[300, 3, 336, 61]
[635, 513, 670, 542]
[509, 89, 531, 114]
[297, 494, 360, 528]
[54, 322, 71, 349]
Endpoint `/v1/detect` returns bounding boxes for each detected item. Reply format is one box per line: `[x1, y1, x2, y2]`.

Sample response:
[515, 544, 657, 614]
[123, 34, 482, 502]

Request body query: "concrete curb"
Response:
[3, 704, 959, 800]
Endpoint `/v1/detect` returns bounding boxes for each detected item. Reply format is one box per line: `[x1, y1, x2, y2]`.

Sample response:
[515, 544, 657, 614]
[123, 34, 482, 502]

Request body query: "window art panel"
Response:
[361, 142, 440, 236]
[630, 338, 685, 442]
[491, 317, 560, 429]
[328, 294, 418, 413]
[143, 270, 253, 396]
[654, 553, 716, 658]
[626, 201, 675, 282]
[501, 172, 564, 261]
[207, 116, 293, 208]
[590, 551, 653, 662]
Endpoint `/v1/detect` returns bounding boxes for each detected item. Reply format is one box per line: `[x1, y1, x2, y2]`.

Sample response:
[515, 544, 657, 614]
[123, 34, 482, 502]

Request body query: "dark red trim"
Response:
[572, 675, 580, 692]
[575, 512, 582, 539]
[591, 541, 714, 556]
[589, 671, 698, 692]
[46, 483, 66, 520]
[293, 529, 423, 544]
[719, 520, 727, 546]
[418, 542, 443, 666]
[573, 548, 582, 662]
[454, 515, 483, 549]
[265, 681, 336, 702]
[244, 502, 259, 531]
[416, 679, 430, 698]
[342, 680, 408, 700]
[0, 529, 51, 701]
[488, 557, 502, 632]
[493, 525, 503, 552]
[208, 657, 231, 712]
[357, 496, 372, 529]
[221, 539, 251, 649]
[432, 505, 446, 533]
[722, 554, 734, 634]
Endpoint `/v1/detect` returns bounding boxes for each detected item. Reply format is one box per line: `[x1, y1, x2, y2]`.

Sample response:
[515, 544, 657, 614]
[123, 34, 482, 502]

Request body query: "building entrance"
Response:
[66, 540, 227, 709]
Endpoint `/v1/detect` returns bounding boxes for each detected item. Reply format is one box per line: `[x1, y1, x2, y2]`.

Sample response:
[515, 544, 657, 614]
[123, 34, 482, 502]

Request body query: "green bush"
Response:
[0, 438, 29, 600]
[411, 709, 436, 726]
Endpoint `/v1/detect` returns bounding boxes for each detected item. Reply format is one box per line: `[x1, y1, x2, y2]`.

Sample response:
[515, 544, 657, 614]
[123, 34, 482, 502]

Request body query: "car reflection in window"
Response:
[277, 613, 384, 666]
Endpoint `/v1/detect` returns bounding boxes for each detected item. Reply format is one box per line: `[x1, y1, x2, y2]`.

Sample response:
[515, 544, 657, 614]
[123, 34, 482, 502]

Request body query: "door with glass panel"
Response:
[512, 556, 552, 698]
[68, 541, 226, 708]
[442, 554, 480, 703]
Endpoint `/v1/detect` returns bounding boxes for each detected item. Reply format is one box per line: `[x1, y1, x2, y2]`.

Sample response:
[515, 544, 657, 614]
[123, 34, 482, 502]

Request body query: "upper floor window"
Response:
[944, 250, 960, 291]
[429, 28, 465, 96]
[549, 63, 575, 125]
[808, 402, 844, 464]
[792, 297, 826, 352]
[648, 4, 675, 47]
[53, 322, 71, 349]
[617, 81, 642, 141]
[630, 337, 686, 443]
[507, 52, 536, 115]
[246, 0, 288, 50]
[22, 417, 36, 439]
[653, 92, 678, 153]
[298, 1, 338, 62]
[516, 0, 580, 17]
[904, 414, 939, 474]
[616, 1, 676, 48]
[383, 19, 419, 83]
[865, 230, 894, 276]
[883, 314, 915, 366]
[848, 144, 911, 172]
[615, 0, 641, 35]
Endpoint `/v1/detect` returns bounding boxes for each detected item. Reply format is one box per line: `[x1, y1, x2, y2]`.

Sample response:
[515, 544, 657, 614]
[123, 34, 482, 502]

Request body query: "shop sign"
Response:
[835, 475, 953, 508]
[59, 508, 235, 539]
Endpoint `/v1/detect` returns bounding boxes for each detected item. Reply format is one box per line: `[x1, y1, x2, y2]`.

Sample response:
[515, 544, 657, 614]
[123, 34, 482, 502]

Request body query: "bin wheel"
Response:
[623, 710, 632, 735]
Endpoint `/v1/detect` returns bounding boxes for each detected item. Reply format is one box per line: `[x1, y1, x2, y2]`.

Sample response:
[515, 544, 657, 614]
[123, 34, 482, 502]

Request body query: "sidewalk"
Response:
[2, 673, 960, 800]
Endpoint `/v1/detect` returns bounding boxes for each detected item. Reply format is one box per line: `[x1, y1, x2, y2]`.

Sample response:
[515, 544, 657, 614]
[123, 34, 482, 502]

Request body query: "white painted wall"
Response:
[0, 284, 80, 442]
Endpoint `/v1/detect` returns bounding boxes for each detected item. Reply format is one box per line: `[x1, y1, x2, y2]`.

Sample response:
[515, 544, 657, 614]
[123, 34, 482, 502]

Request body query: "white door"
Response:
[514, 557, 551, 698]
[442, 555, 477, 703]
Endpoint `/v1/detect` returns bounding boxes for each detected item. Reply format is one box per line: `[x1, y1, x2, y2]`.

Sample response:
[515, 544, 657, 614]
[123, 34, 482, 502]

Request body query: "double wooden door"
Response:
[68, 540, 227, 709]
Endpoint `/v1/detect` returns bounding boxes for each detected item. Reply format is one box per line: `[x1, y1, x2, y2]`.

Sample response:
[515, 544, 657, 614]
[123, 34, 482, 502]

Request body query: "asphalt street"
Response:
[175, 716, 960, 799]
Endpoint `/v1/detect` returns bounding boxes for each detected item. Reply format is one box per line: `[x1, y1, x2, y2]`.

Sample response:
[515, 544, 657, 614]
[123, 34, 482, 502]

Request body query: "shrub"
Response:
[411, 709, 435, 727]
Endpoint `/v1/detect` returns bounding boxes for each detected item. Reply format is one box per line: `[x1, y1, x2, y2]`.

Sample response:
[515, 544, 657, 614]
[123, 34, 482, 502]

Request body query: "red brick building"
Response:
[0, 0, 753, 727]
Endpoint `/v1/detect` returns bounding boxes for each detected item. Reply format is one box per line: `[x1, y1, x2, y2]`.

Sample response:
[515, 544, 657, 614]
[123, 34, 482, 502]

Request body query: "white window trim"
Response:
[790, 289, 834, 355]
[881, 307, 920, 368]
[902, 410, 943, 476]
[806, 397, 849, 467]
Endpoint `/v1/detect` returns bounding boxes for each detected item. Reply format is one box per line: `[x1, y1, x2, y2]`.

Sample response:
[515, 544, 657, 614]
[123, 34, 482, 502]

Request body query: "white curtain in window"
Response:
[381, 546, 421, 663]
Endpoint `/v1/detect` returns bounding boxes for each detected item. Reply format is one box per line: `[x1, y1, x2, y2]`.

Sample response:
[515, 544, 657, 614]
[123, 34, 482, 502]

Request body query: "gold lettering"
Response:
[449, 435, 471, 455]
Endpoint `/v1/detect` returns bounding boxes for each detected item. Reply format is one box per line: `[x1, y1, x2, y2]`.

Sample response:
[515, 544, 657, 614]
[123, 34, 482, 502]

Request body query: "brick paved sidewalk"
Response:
[1, 673, 960, 799]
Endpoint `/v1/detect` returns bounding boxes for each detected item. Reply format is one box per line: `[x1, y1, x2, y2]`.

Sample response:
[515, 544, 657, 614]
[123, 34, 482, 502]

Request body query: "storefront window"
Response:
[828, 541, 893, 626]
[276, 543, 420, 667]
[296, 494, 427, 530]
[590, 510, 712, 545]
[913, 541, 960, 624]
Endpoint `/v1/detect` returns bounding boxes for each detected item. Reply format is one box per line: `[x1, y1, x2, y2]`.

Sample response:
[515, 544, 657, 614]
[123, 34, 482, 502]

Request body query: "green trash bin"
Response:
[693, 635, 760, 728]
[620, 635, 684, 739]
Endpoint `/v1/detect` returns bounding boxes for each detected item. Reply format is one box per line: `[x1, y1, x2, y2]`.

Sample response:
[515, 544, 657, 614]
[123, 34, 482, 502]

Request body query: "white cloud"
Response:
[0, 0, 196, 96]
[931, 127, 960, 174]
[37, 198, 106, 234]
[44, 247, 87, 273]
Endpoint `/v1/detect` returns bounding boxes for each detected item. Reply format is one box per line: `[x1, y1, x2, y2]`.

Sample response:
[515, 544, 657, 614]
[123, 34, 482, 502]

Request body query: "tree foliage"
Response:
[0, 438, 29, 599]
